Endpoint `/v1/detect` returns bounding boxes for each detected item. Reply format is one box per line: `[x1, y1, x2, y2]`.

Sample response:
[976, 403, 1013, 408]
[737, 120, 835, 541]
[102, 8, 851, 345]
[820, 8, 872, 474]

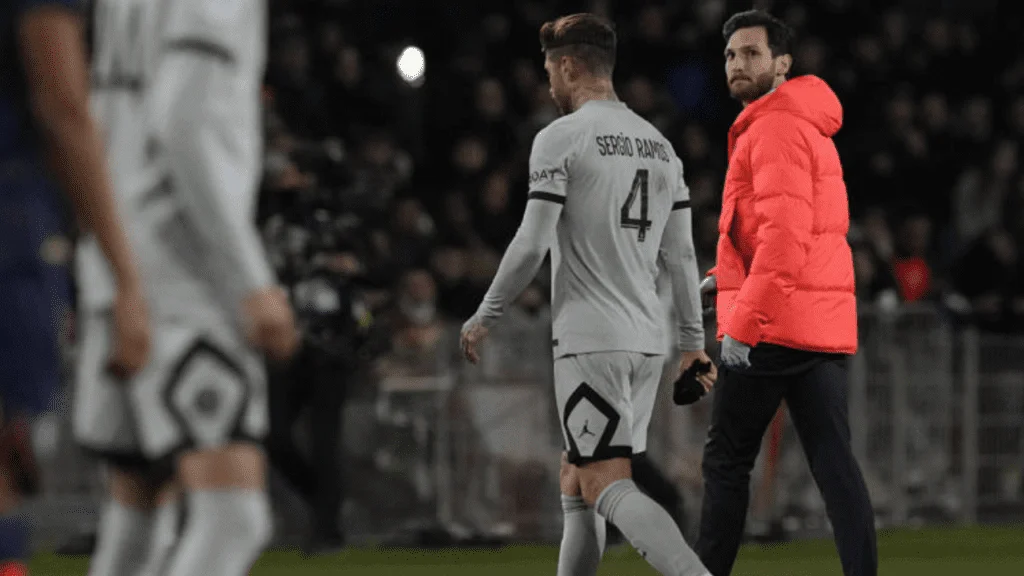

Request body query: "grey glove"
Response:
[720, 334, 752, 369]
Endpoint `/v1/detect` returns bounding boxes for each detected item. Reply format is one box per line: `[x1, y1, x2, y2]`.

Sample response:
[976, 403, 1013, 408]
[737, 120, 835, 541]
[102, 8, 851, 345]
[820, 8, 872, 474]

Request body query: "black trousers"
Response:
[266, 342, 347, 541]
[632, 453, 686, 530]
[696, 359, 877, 576]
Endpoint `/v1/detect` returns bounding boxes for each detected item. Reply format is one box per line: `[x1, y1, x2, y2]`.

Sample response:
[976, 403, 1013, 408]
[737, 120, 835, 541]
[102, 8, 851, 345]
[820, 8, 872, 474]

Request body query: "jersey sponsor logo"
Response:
[528, 165, 565, 186]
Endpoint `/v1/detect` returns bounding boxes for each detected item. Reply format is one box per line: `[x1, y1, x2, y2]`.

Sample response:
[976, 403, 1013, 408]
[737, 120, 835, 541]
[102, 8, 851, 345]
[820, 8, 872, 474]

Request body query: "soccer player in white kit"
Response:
[461, 13, 717, 576]
[75, 0, 298, 574]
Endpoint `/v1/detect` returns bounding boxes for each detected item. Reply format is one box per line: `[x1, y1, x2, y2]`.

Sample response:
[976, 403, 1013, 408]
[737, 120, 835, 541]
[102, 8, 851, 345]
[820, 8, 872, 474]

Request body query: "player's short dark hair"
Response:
[539, 13, 616, 76]
[722, 9, 794, 58]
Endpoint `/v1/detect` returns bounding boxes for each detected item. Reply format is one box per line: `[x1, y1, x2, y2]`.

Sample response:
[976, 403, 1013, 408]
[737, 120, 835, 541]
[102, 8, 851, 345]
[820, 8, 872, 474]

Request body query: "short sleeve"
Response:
[671, 156, 691, 211]
[526, 120, 577, 203]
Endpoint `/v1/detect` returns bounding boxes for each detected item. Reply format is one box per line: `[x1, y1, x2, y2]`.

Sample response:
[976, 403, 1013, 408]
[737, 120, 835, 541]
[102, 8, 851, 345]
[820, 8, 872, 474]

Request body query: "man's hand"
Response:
[107, 286, 151, 379]
[680, 349, 718, 392]
[701, 275, 717, 316]
[460, 315, 490, 364]
[721, 334, 752, 369]
[243, 286, 300, 361]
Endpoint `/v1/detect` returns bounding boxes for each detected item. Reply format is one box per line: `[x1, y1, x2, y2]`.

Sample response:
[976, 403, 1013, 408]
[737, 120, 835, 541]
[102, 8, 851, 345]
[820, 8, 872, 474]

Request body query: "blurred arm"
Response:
[149, 0, 275, 296]
[19, 4, 140, 288]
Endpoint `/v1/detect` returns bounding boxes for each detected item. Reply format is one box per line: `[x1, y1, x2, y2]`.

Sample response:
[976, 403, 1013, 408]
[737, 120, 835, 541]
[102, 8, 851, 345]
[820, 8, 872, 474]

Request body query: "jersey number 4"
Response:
[620, 169, 653, 242]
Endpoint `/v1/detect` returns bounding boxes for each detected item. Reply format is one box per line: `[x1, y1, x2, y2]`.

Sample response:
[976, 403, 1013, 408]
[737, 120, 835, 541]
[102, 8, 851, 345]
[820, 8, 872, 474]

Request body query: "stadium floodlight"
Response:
[397, 45, 426, 87]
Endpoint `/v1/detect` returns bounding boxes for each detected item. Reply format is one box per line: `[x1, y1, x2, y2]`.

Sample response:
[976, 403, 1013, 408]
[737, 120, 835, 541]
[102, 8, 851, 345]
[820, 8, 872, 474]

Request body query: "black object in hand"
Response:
[673, 360, 713, 405]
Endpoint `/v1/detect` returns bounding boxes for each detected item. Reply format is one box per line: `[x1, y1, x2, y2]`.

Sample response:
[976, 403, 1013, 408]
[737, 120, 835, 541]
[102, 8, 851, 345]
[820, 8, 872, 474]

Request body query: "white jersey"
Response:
[80, 0, 273, 327]
[527, 100, 691, 357]
[74, 0, 272, 460]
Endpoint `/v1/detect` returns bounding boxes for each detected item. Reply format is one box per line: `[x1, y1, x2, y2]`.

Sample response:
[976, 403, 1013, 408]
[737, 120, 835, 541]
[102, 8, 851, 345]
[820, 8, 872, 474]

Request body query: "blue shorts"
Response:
[0, 163, 69, 417]
[0, 270, 68, 418]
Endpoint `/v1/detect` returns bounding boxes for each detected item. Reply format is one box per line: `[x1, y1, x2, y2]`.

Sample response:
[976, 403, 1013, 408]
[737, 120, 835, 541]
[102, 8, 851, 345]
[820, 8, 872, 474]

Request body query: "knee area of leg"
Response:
[559, 461, 580, 496]
[579, 474, 611, 508]
[701, 451, 750, 479]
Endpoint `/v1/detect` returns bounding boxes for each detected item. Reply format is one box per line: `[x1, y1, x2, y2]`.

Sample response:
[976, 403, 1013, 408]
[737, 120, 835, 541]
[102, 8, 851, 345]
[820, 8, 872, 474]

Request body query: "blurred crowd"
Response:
[257, 0, 1024, 397]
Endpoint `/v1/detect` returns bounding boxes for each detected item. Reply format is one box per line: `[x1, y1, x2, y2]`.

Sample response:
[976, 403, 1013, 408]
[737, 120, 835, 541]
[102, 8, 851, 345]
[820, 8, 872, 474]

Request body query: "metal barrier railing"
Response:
[25, 304, 1024, 547]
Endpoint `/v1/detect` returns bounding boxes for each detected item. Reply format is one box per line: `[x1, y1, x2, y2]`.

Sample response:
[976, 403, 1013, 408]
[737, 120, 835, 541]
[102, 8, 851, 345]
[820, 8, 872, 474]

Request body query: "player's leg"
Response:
[553, 354, 610, 576]
[307, 349, 346, 551]
[695, 366, 786, 576]
[0, 270, 65, 574]
[0, 409, 41, 574]
[784, 360, 877, 576]
[145, 339, 272, 576]
[265, 351, 314, 503]
[73, 309, 170, 576]
[87, 465, 157, 576]
[162, 444, 271, 576]
[587, 353, 706, 576]
[748, 407, 786, 541]
[557, 451, 605, 576]
[88, 469, 180, 576]
[559, 353, 708, 576]
[137, 480, 180, 576]
[0, 426, 33, 576]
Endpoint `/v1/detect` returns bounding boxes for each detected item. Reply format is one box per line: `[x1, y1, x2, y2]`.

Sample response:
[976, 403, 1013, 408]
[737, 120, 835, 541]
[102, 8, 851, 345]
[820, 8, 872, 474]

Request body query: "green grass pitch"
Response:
[28, 525, 1024, 575]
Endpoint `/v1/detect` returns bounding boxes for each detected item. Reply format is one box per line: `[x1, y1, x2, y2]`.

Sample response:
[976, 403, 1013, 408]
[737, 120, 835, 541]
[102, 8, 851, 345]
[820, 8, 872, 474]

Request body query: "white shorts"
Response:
[554, 351, 663, 465]
[72, 310, 268, 466]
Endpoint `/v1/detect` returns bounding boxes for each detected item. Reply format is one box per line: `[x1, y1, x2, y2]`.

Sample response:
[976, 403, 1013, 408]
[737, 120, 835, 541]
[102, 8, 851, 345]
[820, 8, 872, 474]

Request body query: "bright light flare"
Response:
[397, 46, 425, 86]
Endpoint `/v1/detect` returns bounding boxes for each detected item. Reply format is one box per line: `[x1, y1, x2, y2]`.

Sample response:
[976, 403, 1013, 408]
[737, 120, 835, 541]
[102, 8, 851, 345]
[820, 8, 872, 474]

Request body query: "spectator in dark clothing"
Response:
[267, 34, 333, 139]
[953, 228, 1020, 332]
[431, 246, 484, 319]
[852, 241, 901, 306]
[389, 197, 436, 270]
[268, 254, 364, 553]
[469, 78, 519, 159]
[473, 170, 519, 251]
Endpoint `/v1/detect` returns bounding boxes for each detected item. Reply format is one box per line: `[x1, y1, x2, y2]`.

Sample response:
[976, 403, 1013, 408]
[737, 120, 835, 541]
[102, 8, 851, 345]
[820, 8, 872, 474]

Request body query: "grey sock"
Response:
[163, 490, 272, 576]
[595, 479, 709, 576]
[87, 500, 151, 576]
[139, 497, 181, 576]
[557, 494, 606, 576]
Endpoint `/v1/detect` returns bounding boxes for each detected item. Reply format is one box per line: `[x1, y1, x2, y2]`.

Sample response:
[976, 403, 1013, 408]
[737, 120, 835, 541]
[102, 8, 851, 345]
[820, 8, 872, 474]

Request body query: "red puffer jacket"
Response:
[711, 75, 857, 354]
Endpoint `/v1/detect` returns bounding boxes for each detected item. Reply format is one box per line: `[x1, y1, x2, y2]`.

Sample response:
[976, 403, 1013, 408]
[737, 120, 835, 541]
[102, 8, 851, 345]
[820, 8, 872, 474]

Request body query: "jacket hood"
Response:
[729, 75, 843, 141]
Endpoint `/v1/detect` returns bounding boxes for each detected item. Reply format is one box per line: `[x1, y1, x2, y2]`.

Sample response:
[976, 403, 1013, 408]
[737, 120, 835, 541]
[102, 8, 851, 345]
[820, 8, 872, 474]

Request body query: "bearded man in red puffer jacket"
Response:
[694, 10, 877, 576]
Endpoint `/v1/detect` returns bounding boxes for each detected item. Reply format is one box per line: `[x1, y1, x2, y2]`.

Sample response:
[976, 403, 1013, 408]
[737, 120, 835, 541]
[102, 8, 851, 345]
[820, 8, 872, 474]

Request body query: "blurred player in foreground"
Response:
[461, 13, 716, 576]
[73, 0, 298, 574]
[1, 0, 150, 573]
[696, 10, 877, 576]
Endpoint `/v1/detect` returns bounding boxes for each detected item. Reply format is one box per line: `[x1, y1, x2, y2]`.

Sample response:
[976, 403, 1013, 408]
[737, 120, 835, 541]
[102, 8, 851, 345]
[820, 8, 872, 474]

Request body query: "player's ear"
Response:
[776, 54, 793, 78]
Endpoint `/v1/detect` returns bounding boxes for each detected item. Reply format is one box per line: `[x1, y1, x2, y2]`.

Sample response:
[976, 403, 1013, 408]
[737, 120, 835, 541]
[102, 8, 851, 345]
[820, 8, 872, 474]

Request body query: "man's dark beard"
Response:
[730, 71, 775, 103]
